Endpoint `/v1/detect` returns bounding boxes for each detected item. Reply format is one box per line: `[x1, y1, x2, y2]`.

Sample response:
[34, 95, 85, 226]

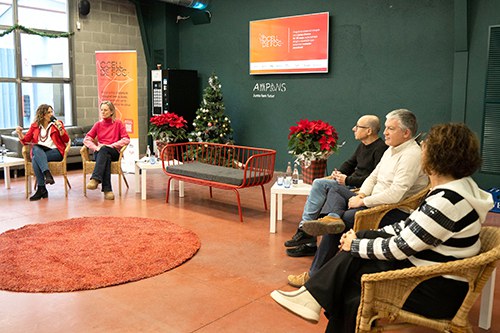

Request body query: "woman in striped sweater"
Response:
[271, 123, 494, 333]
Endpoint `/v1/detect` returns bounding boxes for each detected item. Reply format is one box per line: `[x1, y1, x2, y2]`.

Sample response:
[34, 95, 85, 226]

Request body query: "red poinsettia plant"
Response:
[148, 112, 188, 142]
[288, 119, 339, 161]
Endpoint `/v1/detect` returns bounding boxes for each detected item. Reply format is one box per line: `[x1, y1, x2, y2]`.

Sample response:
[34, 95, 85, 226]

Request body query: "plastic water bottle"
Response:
[292, 163, 299, 185]
[285, 162, 292, 178]
[284, 162, 292, 188]
[150, 152, 156, 165]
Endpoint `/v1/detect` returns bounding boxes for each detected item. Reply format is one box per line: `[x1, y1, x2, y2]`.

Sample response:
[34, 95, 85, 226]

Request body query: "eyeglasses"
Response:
[354, 125, 369, 130]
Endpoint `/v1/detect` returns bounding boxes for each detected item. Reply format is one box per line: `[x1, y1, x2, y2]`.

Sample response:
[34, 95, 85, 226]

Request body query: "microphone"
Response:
[50, 115, 62, 131]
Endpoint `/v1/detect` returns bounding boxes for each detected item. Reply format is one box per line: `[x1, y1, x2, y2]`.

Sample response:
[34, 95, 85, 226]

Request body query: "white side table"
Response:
[270, 180, 312, 233]
[135, 160, 184, 200]
[0, 157, 25, 189]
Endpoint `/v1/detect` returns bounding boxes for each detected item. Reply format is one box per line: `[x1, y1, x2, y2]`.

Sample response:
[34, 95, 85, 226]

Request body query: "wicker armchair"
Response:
[356, 226, 500, 333]
[80, 145, 129, 196]
[353, 185, 431, 232]
[22, 140, 72, 198]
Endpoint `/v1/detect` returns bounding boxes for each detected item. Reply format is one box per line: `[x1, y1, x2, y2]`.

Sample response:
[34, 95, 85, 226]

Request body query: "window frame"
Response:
[0, 0, 74, 129]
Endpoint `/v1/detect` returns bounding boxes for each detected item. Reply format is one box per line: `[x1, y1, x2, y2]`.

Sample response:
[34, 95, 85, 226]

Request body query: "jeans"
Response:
[92, 146, 119, 192]
[31, 144, 62, 186]
[300, 178, 356, 227]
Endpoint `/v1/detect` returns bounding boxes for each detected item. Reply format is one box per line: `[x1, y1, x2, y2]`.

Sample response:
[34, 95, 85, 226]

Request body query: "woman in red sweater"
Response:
[16, 104, 69, 201]
[83, 101, 130, 200]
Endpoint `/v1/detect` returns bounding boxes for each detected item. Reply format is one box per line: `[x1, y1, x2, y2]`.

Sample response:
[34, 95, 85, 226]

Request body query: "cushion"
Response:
[71, 137, 85, 146]
[167, 162, 245, 186]
[167, 162, 271, 186]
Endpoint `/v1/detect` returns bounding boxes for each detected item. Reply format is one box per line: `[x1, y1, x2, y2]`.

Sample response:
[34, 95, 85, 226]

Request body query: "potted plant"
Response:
[148, 112, 188, 156]
[288, 119, 339, 184]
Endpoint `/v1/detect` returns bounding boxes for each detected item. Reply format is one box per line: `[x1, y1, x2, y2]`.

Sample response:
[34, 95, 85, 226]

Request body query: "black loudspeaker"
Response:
[191, 11, 211, 25]
[79, 0, 91, 16]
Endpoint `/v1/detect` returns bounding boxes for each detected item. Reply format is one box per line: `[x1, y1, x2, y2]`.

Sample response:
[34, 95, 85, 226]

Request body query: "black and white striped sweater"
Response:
[351, 177, 494, 270]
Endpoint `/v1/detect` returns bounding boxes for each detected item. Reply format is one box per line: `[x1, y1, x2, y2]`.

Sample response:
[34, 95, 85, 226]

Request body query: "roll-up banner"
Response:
[95, 50, 138, 173]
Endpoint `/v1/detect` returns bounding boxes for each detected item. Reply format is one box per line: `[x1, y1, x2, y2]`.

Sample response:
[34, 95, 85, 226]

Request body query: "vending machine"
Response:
[151, 69, 199, 131]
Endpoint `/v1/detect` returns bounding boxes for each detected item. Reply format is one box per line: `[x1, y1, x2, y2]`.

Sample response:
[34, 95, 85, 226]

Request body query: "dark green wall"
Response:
[177, 0, 455, 172]
[136, 0, 500, 189]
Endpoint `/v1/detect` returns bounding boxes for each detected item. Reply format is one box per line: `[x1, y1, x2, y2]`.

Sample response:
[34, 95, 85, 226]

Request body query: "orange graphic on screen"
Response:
[250, 12, 329, 74]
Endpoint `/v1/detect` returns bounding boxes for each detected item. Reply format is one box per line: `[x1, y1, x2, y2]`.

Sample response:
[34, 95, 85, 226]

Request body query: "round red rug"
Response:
[0, 217, 201, 293]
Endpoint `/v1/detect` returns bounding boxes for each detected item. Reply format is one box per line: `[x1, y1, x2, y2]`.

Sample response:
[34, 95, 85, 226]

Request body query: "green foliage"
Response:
[0, 24, 73, 38]
[189, 73, 234, 144]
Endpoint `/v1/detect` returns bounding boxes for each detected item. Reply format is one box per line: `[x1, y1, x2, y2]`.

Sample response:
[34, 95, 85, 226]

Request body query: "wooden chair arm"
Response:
[356, 226, 500, 333]
[118, 145, 128, 159]
[353, 185, 431, 232]
[80, 146, 90, 162]
[62, 139, 71, 159]
[21, 145, 30, 161]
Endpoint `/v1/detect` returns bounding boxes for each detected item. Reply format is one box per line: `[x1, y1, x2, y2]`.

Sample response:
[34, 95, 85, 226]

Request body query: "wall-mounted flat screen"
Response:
[249, 12, 329, 75]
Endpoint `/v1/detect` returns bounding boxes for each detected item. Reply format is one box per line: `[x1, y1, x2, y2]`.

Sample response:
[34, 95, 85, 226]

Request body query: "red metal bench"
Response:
[161, 142, 276, 222]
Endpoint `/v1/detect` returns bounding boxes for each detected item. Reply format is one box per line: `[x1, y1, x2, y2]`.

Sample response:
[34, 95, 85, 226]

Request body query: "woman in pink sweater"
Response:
[83, 101, 130, 200]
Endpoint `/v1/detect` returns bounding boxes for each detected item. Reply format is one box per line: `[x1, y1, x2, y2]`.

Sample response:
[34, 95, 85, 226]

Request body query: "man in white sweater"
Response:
[289, 109, 429, 287]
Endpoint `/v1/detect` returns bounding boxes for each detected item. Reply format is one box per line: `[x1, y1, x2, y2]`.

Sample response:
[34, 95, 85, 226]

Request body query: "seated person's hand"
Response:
[348, 195, 365, 209]
[339, 229, 356, 252]
[335, 173, 347, 185]
[329, 169, 347, 185]
[54, 120, 63, 131]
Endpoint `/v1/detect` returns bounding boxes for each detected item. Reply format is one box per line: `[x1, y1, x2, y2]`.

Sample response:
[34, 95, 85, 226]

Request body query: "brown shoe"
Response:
[86, 179, 99, 190]
[288, 271, 310, 288]
[301, 216, 345, 236]
[104, 191, 115, 200]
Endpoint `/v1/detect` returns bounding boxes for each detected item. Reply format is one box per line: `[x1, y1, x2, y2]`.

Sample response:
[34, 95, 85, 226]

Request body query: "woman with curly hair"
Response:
[15, 104, 69, 201]
[271, 123, 494, 332]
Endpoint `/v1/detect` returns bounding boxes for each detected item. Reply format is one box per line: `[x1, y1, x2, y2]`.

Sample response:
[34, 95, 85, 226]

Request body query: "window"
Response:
[0, 0, 73, 129]
[481, 26, 500, 174]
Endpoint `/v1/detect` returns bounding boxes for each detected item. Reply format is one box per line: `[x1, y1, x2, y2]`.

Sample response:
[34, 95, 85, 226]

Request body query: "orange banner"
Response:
[250, 12, 329, 75]
[95, 50, 138, 138]
[95, 50, 139, 172]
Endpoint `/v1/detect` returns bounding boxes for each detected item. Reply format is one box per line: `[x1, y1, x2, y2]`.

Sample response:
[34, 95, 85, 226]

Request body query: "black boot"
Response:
[284, 228, 316, 247]
[44, 170, 55, 185]
[30, 186, 48, 201]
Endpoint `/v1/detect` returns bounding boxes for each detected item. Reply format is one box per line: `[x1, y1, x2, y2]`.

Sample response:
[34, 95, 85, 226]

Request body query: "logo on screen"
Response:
[259, 34, 283, 48]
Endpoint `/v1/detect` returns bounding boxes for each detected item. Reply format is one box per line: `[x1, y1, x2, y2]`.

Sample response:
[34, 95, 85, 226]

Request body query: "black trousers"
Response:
[305, 230, 469, 333]
[310, 209, 410, 276]
[92, 146, 119, 192]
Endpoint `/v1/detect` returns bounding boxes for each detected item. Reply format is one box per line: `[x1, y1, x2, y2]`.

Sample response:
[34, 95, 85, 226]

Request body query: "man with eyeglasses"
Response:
[285, 115, 387, 259]
[287, 109, 429, 288]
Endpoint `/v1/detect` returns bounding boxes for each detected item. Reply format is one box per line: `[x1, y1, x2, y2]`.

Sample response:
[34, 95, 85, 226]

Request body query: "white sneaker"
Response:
[270, 286, 321, 322]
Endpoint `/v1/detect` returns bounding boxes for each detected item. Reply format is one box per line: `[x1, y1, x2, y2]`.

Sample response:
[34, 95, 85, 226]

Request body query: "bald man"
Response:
[285, 115, 388, 258]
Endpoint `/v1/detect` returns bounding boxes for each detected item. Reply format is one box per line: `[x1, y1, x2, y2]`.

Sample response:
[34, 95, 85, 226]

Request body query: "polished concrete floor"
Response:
[0, 168, 498, 333]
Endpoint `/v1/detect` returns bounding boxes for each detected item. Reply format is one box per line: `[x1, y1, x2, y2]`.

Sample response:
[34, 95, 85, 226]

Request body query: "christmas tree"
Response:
[189, 73, 234, 144]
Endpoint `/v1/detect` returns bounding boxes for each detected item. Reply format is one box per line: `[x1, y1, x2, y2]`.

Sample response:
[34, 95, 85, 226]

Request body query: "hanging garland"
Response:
[0, 24, 73, 38]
